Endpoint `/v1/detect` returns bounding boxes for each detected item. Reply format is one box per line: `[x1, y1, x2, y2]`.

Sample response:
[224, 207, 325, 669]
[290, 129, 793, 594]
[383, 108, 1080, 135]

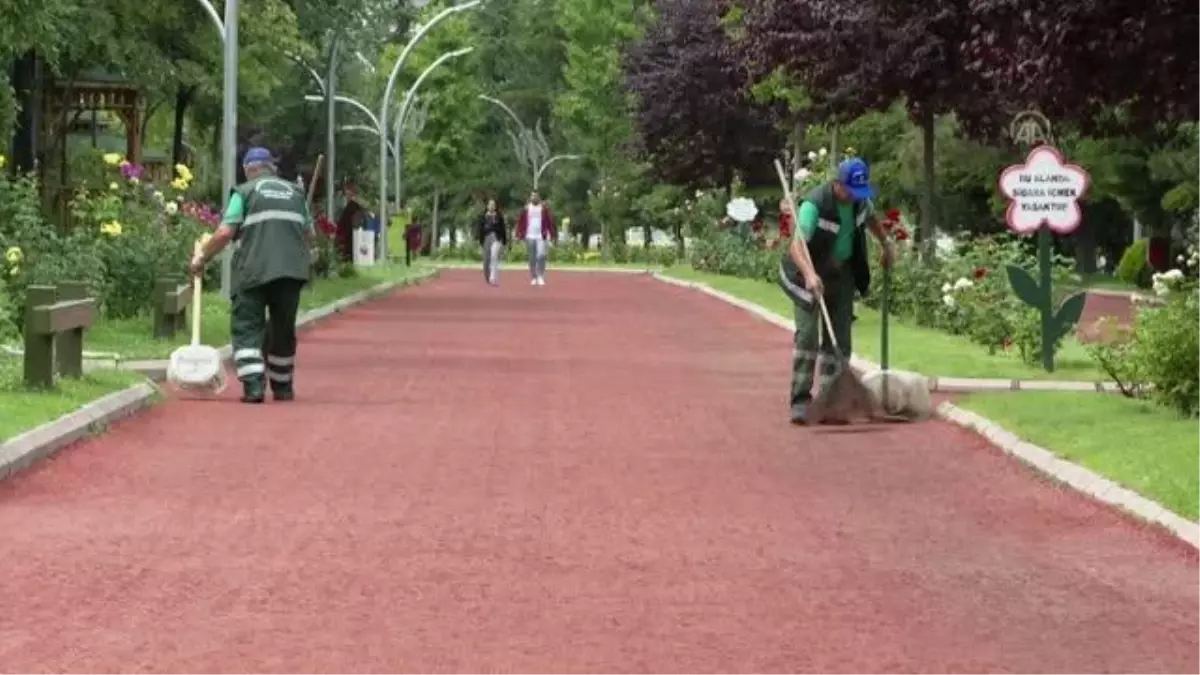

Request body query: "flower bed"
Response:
[1, 152, 218, 326]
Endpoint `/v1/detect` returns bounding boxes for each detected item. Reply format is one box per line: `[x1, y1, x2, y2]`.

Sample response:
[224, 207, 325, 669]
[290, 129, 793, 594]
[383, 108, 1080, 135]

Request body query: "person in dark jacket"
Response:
[477, 199, 507, 286]
[404, 220, 423, 267]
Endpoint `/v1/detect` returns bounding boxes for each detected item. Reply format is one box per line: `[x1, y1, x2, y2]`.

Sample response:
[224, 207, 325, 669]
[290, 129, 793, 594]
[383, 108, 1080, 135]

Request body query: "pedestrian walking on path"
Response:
[779, 157, 894, 425]
[189, 146, 313, 404]
[477, 198, 508, 286]
[516, 190, 556, 286]
[404, 219, 423, 267]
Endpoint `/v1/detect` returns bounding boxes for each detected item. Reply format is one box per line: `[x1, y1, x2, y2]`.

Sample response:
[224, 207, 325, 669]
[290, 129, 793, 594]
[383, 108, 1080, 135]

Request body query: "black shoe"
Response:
[241, 381, 265, 404]
[272, 387, 295, 401]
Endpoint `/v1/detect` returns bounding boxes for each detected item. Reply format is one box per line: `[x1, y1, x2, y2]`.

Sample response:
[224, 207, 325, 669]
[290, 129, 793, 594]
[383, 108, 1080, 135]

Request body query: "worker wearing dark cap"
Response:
[189, 147, 314, 403]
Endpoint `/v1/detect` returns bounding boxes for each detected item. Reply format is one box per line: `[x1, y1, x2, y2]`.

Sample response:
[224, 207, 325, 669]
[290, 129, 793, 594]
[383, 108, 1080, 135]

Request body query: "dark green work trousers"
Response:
[231, 278, 305, 393]
[790, 272, 855, 419]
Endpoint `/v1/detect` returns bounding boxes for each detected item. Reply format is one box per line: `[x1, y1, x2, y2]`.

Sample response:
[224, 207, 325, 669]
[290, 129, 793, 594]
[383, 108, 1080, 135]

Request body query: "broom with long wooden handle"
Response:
[773, 159, 875, 423]
[166, 240, 227, 395]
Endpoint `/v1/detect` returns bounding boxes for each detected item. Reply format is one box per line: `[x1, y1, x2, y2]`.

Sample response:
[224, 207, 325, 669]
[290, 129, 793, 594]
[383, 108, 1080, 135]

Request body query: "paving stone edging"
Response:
[0, 381, 160, 481]
[122, 268, 441, 381]
[651, 272, 1199, 548]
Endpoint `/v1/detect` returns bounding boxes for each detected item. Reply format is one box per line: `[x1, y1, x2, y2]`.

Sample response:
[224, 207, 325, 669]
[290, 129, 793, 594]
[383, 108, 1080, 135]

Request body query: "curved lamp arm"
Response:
[478, 94, 524, 130]
[304, 94, 381, 132]
[339, 124, 396, 157]
[534, 154, 583, 190]
[193, 0, 226, 42]
[396, 47, 473, 135]
[378, 0, 483, 257]
[285, 51, 326, 95]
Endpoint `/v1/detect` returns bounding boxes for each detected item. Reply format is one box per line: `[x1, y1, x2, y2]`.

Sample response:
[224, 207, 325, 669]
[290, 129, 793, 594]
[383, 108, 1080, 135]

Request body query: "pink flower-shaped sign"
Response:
[998, 145, 1091, 235]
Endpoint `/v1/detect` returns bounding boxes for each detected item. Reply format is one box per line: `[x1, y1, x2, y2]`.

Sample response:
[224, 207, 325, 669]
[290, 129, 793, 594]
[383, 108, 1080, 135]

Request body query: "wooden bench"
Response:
[23, 282, 97, 388]
[153, 275, 192, 339]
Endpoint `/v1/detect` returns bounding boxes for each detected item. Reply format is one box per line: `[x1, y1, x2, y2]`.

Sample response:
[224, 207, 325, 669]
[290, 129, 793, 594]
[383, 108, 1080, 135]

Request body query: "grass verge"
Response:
[959, 391, 1198, 521]
[660, 266, 1106, 381]
[0, 360, 145, 443]
[84, 264, 432, 360]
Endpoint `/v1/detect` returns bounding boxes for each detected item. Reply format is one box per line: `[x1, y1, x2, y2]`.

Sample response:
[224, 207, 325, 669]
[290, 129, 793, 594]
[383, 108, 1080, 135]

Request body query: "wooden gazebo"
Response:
[44, 68, 143, 166]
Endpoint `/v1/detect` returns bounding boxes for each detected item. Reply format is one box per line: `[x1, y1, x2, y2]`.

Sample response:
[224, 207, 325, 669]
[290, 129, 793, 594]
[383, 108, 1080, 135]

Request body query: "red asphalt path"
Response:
[1, 269, 1196, 673]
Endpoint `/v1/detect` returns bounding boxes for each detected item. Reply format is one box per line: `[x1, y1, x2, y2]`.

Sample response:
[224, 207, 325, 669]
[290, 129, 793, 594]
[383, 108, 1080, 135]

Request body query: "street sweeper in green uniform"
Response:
[778, 157, 895, 425]
[189, 147, 314, 404]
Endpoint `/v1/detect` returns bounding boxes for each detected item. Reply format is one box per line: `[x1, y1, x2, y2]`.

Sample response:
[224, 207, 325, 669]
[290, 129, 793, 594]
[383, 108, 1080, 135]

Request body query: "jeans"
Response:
[526, 238, 547, 279]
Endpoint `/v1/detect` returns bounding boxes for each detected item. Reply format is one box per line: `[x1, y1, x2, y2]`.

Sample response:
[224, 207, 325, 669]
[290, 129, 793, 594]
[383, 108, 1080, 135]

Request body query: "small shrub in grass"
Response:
[688, 232, 776, 282]
[1133, 287, 1199, 416]
[1087, 317, 1147, 398]
[1008, 306, 1067, 366]
[1116, 238, 1151, 288]
[0, 276, 15, 343]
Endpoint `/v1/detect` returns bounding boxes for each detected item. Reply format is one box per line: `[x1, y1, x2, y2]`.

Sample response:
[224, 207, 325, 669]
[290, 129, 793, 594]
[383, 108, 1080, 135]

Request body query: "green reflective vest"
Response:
[779, 182, 873, 301]
[229, 175, 313, 293]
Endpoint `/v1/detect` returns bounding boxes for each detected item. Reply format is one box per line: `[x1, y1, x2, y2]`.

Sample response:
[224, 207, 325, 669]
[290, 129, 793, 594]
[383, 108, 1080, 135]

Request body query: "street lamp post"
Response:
[387, 47, 472, 248]
[479, 94, 582, 191]
[378, 0, 482, 261]
[391, 95, 430, 212]
[324, 36, 340, 220]
[194, 0, 238, 299]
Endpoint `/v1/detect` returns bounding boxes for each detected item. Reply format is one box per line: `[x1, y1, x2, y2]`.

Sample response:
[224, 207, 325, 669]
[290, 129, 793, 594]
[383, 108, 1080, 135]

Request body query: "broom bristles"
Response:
[809, 365, 878, 423]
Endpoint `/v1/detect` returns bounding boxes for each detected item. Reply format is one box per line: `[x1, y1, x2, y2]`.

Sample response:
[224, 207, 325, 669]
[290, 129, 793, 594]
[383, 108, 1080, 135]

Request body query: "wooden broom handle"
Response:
[773, 159, 840, 352]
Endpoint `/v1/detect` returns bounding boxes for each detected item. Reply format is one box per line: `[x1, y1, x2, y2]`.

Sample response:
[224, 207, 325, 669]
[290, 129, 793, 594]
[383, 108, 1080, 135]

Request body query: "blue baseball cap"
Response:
[837, 157, 875, 201]
[242, 147, 276, 166]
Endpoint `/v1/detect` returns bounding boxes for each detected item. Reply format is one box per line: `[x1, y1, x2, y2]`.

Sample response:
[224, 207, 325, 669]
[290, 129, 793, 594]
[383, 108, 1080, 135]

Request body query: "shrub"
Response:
[0, 168, 106, 330]
[1087, 318, 1147, 398]
[688, 231, 777, 282]
[1116, 238, 1150, 288]
[67, 157, 206, 319]
[0, 275, 15, 343]
[1133, 288, 1199, 416]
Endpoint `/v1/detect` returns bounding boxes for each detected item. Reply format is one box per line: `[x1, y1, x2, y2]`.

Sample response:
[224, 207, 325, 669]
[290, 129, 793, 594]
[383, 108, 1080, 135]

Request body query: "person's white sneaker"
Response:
[536, 276, 546, 286]
[530, 278, 538, 286]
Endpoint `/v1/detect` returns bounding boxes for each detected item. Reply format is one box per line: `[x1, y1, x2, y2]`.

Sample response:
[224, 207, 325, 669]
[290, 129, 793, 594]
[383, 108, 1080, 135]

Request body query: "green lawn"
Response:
[1075, 273, 1139, 293]
[83, 264, 433, 360]
[959, 391, 1199, 520]
[0, 360, 147, 442]
[661, 266, 1106, 381]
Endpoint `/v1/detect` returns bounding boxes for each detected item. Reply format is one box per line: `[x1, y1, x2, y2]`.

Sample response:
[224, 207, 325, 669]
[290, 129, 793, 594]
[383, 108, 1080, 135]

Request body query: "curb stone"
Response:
[0, 381, 160, 481]
[936, 402, 1198, 548]
[122, 268, 440, 381]
[651, 272, 1199, 548]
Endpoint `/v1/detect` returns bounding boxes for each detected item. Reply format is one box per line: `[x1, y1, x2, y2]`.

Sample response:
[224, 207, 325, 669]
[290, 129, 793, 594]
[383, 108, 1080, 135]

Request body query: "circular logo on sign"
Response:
[1009, 111, 1054, 148]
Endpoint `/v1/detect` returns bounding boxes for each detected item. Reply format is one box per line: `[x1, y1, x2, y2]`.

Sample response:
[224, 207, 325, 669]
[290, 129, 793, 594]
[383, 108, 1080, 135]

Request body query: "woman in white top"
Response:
[515, 191, 557, 286]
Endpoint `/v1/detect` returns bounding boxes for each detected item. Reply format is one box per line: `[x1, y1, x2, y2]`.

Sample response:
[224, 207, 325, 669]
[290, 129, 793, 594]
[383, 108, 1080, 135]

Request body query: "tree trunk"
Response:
[10, 50, 42, 174]
[172, 86, 195, 168]
[140, 99, 162, 145]
[644, 223, 652, 249]
[829, 125, 839, 169]
[919, 109, 937, 263]
[431, 187, 441, 251]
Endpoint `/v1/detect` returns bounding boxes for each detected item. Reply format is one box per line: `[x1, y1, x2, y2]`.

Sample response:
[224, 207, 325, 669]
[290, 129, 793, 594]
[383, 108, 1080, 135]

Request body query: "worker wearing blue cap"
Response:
[778, 157, 895, 424]
[189, 147, 314, 403]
